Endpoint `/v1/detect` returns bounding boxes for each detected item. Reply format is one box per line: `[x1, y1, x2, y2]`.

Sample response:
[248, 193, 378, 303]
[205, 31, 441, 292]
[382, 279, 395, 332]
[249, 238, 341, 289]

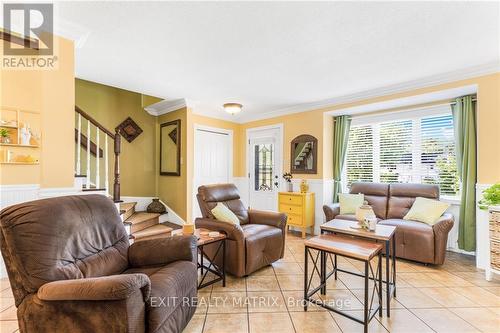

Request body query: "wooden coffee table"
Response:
[172, 228, 226, 289]
[320, 219, 396, 317]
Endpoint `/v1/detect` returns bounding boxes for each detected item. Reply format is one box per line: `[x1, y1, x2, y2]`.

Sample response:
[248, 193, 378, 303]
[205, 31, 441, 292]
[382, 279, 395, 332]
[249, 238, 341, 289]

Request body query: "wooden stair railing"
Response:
[75, 106, 121, 202]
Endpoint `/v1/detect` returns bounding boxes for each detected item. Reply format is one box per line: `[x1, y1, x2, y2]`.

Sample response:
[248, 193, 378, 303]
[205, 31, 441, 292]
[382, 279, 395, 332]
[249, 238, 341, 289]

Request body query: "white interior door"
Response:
[247, 126, 282, 211]
[193, 126, 232, 218]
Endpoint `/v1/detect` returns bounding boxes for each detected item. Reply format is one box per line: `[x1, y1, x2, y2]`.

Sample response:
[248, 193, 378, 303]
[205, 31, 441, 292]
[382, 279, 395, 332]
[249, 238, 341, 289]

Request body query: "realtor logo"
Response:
[3, 3, 53, 55]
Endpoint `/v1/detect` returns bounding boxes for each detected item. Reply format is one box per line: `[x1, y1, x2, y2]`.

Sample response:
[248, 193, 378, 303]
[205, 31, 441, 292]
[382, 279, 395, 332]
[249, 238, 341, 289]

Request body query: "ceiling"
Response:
[55, 1, 500, 122]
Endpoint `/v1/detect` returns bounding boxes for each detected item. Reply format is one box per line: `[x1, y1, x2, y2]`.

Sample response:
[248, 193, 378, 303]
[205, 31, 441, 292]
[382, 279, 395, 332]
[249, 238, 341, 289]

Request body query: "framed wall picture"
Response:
[160, 119, 181, 176]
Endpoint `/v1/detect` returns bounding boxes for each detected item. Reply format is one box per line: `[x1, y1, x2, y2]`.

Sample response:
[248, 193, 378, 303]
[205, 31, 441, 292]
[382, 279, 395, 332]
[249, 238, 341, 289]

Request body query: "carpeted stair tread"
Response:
[125, 212, 160, 224]
[120, 202, 137, 221]
[132, 224, 173, 240]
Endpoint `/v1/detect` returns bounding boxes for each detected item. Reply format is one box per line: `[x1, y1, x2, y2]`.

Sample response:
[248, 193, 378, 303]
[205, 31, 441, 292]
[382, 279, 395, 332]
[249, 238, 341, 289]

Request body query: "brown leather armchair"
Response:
[195, 184, 287, 277]
[323, 182, 454, 265]
[0, 195, 197, 333]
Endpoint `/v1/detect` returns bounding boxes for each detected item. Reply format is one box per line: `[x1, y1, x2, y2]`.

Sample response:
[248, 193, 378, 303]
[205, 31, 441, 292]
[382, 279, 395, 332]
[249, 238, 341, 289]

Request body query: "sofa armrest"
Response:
[129, 235, 197, 267]
[248, 210, 287, 230]
[37, 273, 150, 302]
[323, 203, 340, 222]
[195, 217, 245, 241]
[432, 212, 454, 265]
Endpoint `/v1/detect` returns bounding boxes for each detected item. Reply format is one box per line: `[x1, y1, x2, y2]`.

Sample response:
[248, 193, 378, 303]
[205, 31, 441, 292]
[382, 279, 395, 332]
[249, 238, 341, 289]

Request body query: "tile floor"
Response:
[1, 232, 499, 333]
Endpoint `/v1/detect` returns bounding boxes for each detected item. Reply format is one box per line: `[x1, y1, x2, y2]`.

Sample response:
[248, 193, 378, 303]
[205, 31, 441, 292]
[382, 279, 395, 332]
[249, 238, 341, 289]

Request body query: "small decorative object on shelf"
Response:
[300, 179, 309, 193]
[20, 124, 31, 145]
[356, 201, 375, 225]
[5, 150, 13, 162]
[283, 172, 293, 192]
[146, 198, 167, 214]
[0, 128, 10, 144]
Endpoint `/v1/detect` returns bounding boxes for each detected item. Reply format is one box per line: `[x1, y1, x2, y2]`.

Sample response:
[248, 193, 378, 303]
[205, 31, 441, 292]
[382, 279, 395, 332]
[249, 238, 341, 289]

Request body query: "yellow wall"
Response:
[75, 79, 160, 196]
[234, 72, 500, 184]
[0, 36, 75, 188]
[157, 107, 190, 221]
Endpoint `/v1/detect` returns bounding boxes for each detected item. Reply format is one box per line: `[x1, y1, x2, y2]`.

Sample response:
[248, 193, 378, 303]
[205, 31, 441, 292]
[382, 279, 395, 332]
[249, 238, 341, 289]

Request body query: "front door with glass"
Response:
[248, 127, 282, 211]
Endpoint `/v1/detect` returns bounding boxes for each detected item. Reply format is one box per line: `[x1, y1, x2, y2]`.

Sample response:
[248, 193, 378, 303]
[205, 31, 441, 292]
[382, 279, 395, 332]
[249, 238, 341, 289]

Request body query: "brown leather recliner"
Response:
[0, 195, 198, 333]
[195, 184, 287, 277]
[323, 182, 454, 265]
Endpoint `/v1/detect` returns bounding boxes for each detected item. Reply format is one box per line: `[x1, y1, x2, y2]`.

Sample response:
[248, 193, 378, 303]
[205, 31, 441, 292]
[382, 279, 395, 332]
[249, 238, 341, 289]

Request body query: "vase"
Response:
[146, 198, 166, 214]
[20, 125, 31, 146]
[300, 179, 309, 193]
[287, 182, 293, 192]
[355, 201, 375, 224]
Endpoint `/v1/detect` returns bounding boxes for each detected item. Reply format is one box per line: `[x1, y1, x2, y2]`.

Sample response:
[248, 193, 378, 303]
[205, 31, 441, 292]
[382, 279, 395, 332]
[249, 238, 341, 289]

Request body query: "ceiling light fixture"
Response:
[223, 103, 243, 115]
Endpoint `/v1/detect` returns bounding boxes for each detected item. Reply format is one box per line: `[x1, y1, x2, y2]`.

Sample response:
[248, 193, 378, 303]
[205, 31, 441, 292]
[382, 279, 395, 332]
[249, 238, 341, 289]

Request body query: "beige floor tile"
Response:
[281, 290, 325, 312]
[208, 292, 247, 314]
[425, 271, 474, 287]
[0, 297, 15, 313]
[0, 288, 14, 298]
[0, 320, 18, 333]
[280, 250, 298, 263]
[319, 289, 364, 311]
[482, 286, 500, 296]
[203, 313, 248, 333]
[419, 287, 479, 307]
[247, 291, 287, 313]
[398, 272, 444, 288]
[247, 275, 280, 291]
[412, 308, 480, 333]
[250, 265, 275, 277]
[0, 305, 17, 321]
[248, 312, 295, 333]
[0, 279, 10, 292]
[449, 286, 500, 307]
[338, 272, 369, 289]
[394, 288, 443, 309]
[290, 311, 342, 333]
[278, 274, 312, 291]
[195, 292, 210, 315]
[450, 307, 500, 333]
[272, 261, 303, 275]
[183, 314, 205, 333]
[453, 272, 500, 287]
[349, 288, 404, 310]
[212, 275, 246, 291]
[331, 310, 388, 333]
[377, 308, 433, 333]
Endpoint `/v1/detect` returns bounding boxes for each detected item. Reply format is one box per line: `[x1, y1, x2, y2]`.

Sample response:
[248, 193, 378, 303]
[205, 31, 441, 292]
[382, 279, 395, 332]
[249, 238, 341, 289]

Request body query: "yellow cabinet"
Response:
[278, 192, 315, 238]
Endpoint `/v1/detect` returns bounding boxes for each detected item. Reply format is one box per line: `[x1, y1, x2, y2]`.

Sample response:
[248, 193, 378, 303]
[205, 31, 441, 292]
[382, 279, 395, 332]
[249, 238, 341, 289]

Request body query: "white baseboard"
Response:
[160, 199, 185, 225]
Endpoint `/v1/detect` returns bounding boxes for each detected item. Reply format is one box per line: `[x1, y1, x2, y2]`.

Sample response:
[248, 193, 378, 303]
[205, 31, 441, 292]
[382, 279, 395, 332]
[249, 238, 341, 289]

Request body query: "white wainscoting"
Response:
[476, 183, 493, 270]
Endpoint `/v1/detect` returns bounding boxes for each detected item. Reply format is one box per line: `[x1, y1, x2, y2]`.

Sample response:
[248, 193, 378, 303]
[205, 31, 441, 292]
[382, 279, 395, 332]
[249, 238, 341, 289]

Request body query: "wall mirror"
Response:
[160, 119, 181, 176]
[290, 134, 317, 174]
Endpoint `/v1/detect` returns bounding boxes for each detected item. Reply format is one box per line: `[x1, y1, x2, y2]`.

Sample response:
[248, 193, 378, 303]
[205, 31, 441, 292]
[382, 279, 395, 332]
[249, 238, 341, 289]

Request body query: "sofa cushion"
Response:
[404, 197, 450, 225]
[350, 182, 390, 219]
[211, 202, 240, 225]
[387, 183, 439, 219]
[242, 224, 282, 274]
[124, 260, 197, 333]
[379, 219, 434, 263]
[339, 193, 364, 214]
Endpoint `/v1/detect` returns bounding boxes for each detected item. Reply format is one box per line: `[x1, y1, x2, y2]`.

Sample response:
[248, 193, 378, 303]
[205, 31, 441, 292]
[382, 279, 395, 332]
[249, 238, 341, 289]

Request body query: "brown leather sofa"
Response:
[323, 182, 454, 265]
[0, 195, 198, 333]
[195, 184, 287, 277]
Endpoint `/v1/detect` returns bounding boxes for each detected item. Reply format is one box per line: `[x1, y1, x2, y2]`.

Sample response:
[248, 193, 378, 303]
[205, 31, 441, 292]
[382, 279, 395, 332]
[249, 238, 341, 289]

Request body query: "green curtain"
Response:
[332, 115, 351, 202]
[452, 95, 477, 251]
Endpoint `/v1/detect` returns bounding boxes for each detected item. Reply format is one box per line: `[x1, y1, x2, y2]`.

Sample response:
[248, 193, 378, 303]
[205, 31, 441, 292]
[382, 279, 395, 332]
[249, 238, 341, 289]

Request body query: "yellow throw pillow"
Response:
[211, 202, 240, 225]
[403, 197, 450, 225]
[339, 193, 365, 215]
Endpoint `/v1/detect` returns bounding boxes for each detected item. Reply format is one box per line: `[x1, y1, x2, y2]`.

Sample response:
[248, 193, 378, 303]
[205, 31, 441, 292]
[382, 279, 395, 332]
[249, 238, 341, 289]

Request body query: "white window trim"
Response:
[342, 104, 459, 200]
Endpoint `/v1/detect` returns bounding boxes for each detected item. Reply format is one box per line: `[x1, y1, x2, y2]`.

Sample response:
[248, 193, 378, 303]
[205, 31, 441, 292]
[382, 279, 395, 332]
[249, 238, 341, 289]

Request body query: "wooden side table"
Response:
[172, 228, 226, 289]
[320, 219, 396, 317]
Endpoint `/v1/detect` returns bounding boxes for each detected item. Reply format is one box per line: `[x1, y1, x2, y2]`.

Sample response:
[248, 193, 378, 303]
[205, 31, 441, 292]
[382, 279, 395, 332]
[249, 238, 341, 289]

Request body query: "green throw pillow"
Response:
[339, 193, 364, 215]
[211, 202, 240, 225]
[404, 197, 450, 225]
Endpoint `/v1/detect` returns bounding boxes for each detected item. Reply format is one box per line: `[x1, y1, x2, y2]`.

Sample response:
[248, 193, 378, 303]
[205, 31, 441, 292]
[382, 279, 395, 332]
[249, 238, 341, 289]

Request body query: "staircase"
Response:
[120, 202, 173, 242]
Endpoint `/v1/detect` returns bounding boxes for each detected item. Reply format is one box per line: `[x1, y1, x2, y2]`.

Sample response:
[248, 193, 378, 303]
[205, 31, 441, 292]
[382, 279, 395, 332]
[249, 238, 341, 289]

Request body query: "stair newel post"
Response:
[113, 129, 121, 202]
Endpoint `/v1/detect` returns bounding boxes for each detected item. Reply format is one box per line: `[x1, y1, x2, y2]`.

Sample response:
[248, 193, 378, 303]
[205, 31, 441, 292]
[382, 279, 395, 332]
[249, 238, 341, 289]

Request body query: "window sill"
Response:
[440, 196, 461, 205]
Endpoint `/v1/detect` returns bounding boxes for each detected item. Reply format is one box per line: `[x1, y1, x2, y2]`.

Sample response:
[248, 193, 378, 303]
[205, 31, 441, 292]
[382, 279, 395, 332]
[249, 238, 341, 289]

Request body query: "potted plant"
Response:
[283, 172, 293, 192]
[479, 183, 500, 210]
[0, 128, 10, 144]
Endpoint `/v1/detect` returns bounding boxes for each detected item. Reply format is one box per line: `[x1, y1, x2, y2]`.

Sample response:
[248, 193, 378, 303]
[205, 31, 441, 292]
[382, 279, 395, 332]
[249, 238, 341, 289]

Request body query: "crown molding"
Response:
[144, 98, 188, 116]
[236, 61, 500, 123]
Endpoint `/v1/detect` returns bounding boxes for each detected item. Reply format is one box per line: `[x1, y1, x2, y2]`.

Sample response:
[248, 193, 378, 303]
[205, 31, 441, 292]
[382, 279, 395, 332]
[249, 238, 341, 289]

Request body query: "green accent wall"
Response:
[75, 79, 160, 197]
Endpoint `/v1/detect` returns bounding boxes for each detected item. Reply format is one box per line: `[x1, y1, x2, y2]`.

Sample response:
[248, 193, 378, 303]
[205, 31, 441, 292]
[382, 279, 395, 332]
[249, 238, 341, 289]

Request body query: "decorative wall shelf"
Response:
[0, 162, 39, 165]
[0, 143, 39, 148]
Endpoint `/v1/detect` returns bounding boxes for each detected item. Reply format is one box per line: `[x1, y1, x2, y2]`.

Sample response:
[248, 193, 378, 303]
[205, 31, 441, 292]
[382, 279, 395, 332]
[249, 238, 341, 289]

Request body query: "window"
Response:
[344, 108, 459, 198]
[254, 143, 274, 191]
